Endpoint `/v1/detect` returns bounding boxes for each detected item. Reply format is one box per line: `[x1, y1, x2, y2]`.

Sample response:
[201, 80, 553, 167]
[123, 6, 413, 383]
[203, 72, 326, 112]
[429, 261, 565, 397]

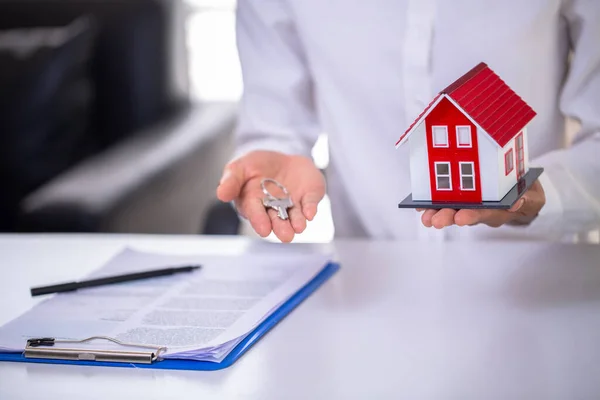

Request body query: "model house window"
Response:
[505, 149, 514, 175]
[459, 162, 475, 190]
[456, 126, 472, 147]
[435, 162, 451, 190]
[516, 133, 524, 174]
[432, 126, 448, 147]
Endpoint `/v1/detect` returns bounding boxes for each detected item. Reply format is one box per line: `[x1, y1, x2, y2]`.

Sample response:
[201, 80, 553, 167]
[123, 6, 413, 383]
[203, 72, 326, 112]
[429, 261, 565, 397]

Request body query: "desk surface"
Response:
[1, 234, 600, 400]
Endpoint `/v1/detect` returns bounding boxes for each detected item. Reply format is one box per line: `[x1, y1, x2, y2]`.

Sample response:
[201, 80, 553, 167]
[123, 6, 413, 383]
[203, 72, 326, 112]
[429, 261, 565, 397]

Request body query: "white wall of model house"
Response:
[476, 127, 500, 201]
[496, 136, 517, 200]
[495, 127, 530, 201]
[479, 126, 530, 202]
[408, 121, 432, 201]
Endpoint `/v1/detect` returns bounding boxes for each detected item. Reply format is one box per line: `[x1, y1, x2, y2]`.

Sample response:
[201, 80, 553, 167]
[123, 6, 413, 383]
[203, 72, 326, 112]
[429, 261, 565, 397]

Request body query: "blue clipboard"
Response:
[0, 262, 340, 371]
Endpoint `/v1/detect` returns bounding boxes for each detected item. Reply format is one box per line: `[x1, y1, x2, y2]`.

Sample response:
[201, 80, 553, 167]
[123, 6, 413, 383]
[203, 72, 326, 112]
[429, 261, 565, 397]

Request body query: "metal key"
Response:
[263, 196, 294, 220]
[261, 178, 293, 220]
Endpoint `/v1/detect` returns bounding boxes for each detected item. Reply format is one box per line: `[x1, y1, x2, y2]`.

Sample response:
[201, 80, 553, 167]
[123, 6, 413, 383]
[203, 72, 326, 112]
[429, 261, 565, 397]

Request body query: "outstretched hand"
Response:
[216, 150, 326, 242]
[418, 180, 546, 228]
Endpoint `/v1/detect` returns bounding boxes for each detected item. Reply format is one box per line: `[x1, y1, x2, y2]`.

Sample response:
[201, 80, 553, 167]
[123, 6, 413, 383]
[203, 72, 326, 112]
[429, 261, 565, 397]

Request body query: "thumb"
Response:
[507, 182, 545, 224]
[301, 190, 324, 221]
[508, 197, 525, 213]
[216, 161, 246, 202]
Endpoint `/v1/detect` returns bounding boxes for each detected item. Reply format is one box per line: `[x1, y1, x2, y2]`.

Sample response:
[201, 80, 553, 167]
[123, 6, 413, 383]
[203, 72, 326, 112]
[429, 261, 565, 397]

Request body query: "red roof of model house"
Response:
[395, 62, 536, 148]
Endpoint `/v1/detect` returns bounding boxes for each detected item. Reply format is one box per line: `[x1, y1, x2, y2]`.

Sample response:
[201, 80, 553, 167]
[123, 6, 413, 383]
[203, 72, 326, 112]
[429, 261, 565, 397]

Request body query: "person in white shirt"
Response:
[216, 0, 600, 243]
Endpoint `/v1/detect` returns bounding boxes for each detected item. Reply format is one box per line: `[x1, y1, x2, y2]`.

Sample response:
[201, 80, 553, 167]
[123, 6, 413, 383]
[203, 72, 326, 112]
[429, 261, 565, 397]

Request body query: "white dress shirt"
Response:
[233, 0, 600, 241]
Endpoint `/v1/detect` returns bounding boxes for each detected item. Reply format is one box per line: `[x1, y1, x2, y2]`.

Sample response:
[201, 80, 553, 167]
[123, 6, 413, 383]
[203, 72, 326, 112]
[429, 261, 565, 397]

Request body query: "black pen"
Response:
[30, 265, 201, 296]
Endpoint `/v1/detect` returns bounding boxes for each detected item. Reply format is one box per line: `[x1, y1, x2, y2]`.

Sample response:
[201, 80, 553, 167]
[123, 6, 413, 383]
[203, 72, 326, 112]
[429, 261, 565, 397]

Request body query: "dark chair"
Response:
[201, 201, 240, 235]
[0, 0, 238, 234]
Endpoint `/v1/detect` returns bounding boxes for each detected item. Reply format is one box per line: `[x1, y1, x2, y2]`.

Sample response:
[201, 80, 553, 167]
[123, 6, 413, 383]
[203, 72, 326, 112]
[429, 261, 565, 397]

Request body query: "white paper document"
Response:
[0, 248, 333, 362]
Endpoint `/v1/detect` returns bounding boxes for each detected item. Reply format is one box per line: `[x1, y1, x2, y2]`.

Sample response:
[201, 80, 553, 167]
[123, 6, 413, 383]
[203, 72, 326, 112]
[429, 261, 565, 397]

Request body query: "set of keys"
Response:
[261, 178, 293, 220]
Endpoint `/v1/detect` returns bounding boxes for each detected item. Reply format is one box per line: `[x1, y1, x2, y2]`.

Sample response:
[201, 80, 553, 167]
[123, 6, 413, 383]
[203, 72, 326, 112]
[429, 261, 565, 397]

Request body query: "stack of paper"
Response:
[0, 247, 333, 363]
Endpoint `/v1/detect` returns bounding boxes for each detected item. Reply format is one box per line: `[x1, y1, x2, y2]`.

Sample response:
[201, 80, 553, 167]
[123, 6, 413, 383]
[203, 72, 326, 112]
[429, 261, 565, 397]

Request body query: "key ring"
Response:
[261, 178, 289, 200]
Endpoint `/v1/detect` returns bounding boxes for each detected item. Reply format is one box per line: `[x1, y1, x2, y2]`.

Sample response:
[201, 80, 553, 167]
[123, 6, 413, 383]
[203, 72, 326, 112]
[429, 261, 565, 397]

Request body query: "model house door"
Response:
[515, 132, 524, 179]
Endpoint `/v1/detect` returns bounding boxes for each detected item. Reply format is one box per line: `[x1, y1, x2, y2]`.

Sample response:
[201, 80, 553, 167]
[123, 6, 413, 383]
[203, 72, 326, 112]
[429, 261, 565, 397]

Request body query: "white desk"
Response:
[1, 234, 599, 400]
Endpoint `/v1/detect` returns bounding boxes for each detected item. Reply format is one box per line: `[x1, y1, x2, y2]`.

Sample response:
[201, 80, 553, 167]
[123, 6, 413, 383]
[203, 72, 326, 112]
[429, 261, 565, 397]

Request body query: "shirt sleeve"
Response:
[526, 0, 600, 239]
[232, 0, 321, 161]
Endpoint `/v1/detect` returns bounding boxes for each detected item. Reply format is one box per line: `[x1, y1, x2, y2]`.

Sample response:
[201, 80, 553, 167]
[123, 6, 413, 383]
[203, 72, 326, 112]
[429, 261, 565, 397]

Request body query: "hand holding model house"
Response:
[418, 179, 546, 229]
[395, 62, 545, 229]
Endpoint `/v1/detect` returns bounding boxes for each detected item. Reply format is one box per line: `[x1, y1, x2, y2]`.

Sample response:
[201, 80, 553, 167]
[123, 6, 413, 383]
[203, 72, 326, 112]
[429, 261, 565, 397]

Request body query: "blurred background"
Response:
[0, 0, 334, 243]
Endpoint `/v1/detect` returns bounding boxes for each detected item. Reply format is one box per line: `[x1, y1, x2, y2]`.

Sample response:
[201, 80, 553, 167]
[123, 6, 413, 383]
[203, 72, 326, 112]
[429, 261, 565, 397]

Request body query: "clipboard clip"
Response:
[24, 336, 168, 364]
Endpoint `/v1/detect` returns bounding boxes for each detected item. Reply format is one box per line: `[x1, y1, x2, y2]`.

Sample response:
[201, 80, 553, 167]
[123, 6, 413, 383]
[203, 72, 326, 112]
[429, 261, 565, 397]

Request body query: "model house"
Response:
[395, 62, 537, 205]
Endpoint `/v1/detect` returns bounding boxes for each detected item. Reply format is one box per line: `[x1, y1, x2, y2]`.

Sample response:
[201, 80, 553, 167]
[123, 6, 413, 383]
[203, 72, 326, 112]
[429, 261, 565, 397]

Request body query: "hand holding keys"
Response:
[261, 178, 294, 220]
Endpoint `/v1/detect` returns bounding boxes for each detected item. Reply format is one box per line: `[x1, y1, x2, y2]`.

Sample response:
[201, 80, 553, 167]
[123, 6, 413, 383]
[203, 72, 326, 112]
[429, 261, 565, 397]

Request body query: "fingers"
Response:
[261, 196, 311, 242]
[239, 197, 304, 241]
[454, 199, 525, 228]
[420, 209, 437, 227]
[237, 196, 272, 238]
[430, 209, 457, 229]
[288, 203, 307, 234]
[216, 162, 246, 203]
[421, 209, 456, 228]
[267, 209, 296, 243]
[217, 160, 274, 238]
[453, 209, 483, 226]
[301, 191, 324, 221]
[272, 194, 308, 241]
[453, 209, 503, 227]
[418, 185, 540, 229]
[420, 207, 482, 228]
[216, 153, 325, 242]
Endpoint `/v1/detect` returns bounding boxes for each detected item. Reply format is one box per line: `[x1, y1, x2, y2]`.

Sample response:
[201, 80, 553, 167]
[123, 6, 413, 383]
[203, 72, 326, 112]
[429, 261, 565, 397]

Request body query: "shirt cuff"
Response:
[521, 167, 564, 234]
[536, 170, 563, 219]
